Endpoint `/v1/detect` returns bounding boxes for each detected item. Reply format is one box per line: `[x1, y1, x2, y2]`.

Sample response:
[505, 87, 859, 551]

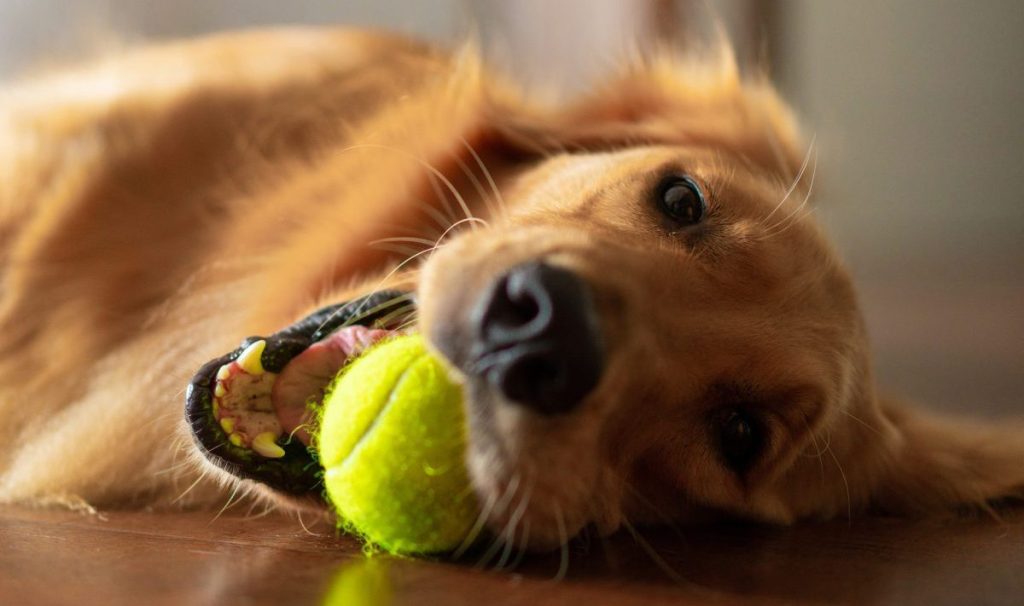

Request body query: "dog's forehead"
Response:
[517, 146, 713, 201]
[519, 145, 796, 231]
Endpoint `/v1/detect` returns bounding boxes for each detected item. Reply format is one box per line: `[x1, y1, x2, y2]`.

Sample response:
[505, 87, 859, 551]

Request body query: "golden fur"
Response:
[1, 28, 1021, 548]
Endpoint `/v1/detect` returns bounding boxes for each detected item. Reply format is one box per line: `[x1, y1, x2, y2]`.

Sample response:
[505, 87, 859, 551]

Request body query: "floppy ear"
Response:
[870, 398, 1024, 515]
[498, 48, 808, 181]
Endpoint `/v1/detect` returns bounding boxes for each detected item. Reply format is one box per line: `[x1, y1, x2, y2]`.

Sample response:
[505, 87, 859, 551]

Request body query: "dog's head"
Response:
[417, 54, 865, 548]
[418, 52, 1024, 548]
[188, 48, 1024, 550]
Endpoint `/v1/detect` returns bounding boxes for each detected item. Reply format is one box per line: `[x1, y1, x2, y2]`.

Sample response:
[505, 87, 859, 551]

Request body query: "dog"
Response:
[1, 27, 1021, 551]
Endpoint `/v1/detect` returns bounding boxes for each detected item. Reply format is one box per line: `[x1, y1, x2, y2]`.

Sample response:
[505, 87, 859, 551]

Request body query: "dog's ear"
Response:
[497, 48, 808, 181]
[869, 398, 1024, 515]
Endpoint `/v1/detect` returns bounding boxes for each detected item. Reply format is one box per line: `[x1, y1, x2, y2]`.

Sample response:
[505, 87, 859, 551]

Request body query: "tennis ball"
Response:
[317, 333, 479, 555]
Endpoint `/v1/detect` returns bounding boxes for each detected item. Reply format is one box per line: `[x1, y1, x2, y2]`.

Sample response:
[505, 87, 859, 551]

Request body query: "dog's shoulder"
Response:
[0, 27, 441, 242]
[0, 27, 452, 320]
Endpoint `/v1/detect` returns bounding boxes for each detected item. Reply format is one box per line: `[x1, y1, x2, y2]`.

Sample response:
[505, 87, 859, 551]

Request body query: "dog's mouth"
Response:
[185, 290, 415, 496]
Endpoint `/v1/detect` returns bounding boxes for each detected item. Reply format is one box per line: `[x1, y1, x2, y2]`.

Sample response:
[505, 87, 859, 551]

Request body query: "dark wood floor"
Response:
[2, 277, 1021, 605]
[2, 505, 1023, 605]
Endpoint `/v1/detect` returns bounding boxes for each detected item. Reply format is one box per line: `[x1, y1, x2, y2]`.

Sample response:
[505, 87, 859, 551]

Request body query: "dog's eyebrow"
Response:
[705, 381, 765, 409]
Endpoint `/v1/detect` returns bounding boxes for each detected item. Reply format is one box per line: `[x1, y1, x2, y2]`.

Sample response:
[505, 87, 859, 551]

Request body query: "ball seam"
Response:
[334, 350, 428, 477]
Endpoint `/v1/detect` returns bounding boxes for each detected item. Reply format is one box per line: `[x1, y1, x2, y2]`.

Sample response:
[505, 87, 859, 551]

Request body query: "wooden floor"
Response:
[2, 505, 1023, 605]
[2, 278, 1020, 605]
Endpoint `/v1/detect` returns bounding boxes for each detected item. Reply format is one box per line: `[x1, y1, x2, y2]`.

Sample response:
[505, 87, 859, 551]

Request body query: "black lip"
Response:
[184, 290, 412, 496]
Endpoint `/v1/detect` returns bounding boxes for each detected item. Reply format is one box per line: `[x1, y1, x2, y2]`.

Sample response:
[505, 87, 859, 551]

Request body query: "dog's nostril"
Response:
[488, 348, 566, 410]
[471, 262, 604, 415]
[478, 265, 555, 348]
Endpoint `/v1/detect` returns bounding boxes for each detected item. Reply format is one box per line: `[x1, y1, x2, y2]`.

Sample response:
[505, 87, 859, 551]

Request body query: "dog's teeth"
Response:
[236, 340, 266, 375]
[220, 417, 235, 434]
[216, 365, 231, 381]
[214, 382, 226, 398]
[252, 432, 285, 459]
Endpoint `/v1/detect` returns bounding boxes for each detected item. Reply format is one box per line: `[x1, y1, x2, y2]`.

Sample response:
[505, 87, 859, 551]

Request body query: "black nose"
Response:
[470, 262, 604, 414]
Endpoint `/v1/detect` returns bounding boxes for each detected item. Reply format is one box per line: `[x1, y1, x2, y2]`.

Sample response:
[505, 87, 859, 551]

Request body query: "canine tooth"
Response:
[220, 417, 235, 434]
[252, 432, 285, 459]
[214, 383, 226, 398]
[216, 365, 231, 381]
[228, 433, 243, 447]
[236, 340, 266, 375]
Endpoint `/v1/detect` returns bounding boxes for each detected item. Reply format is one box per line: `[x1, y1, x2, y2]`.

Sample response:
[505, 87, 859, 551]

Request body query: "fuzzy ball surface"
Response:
[318, 333, 478, 555]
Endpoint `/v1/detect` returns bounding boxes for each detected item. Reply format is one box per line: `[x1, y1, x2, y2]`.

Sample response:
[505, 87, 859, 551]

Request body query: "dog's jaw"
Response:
[185, 290, 414, 497]
[457, 381, 624, 550]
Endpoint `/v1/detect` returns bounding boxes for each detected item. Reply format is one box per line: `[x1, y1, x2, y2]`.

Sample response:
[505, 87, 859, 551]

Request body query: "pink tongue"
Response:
[271, 325, 393, 445]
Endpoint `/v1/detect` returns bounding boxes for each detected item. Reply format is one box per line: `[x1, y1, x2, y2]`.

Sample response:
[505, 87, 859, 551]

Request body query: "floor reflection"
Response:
[322, 558, 393, 606]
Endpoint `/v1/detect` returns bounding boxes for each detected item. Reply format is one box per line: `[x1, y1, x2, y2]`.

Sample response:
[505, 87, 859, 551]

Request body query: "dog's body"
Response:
[1, 28, 1021, 549]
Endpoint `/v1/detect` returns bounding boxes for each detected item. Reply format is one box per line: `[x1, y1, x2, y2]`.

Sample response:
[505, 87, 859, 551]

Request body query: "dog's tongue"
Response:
[270, 325, 393, 445]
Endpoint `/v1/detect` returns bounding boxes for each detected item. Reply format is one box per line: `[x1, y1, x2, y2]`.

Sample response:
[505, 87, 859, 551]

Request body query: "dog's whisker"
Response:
[209, 482, 245, 523]
[295, 508, 326, 537]
[140, 408, 189, 435]
[472, 528, 506, 570]
[451, 148, 499, 222]
[243, 497, 261, 518]
[770, 166, 815, 235]
[507, 519, 531, 571]
[243, 501, 276, 521]
[496, 481, 533, 571]
[171, 468, 209, 505]
[154, 458, 196, 478]
[338, 143, 482, 228]
[393, 314, 421, 333]
[315, 214, 486, 335]
[369, 303, 418, 332]
[459, 135, 510, 222]
[494, 465, 523, 516]
[763, 207, 815, 241]
[620, 517, 689, 585]
[801, 416, 828, 486]
[840, 408, 887, 438]
[418, 201, 459, 238]
[760, 145, 819, 238]
[551, 503, 570, 583]
[425, 169, 460, 226]
[822, 429, 853, 523]
[453, 486, 498, 559]
[341, 295, 416, 331]
[474, 476, 531, 570]
[370, 236, 439, 248]
[493, 522, 519, 570]
[424, 217, 489, 252]
[313, 289, 415, 338]
[761, 133, 817, 226]
[368, 242, 427, 258]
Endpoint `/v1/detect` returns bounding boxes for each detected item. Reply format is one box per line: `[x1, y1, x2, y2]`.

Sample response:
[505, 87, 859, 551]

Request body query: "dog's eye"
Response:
[717, 409, 763, 473]
[656, 175, 706, 225]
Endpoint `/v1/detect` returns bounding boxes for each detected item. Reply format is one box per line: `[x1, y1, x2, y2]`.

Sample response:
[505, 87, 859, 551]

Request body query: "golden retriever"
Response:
[1, 28, 1021, 551]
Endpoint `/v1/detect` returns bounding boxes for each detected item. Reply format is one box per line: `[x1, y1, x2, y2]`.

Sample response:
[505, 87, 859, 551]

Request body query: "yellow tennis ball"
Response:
[316, 333, 479, 555]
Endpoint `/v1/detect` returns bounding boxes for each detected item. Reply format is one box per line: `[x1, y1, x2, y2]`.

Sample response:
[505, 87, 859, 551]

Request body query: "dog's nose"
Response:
[471, 262, 604, 414]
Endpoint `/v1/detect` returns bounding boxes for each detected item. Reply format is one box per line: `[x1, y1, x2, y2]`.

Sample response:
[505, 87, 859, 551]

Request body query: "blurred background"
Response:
[1, 0, 1020, 416]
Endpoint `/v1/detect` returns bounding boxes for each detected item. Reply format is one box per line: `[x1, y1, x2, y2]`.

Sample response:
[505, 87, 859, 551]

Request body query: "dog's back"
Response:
[0, 28, 470, 505]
